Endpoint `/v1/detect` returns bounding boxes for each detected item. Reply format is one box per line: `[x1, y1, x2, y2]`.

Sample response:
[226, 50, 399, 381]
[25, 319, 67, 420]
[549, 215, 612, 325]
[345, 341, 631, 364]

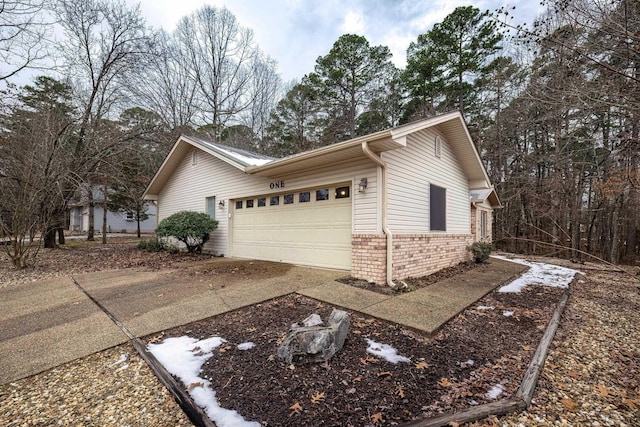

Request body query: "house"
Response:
[68, 187, 157, 234]
[144, 111, 500, 285]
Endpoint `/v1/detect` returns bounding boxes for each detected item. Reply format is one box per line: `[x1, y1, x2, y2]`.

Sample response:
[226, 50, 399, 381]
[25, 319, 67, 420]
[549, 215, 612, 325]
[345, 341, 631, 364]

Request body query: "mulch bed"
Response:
[337, 261, 489, 295]
[145, 285, 564, 426]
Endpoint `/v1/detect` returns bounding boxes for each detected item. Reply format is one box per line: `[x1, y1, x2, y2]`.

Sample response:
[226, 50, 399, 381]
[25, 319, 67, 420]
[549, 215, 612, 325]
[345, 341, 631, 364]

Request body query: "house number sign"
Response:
[269, 180, 285, 190]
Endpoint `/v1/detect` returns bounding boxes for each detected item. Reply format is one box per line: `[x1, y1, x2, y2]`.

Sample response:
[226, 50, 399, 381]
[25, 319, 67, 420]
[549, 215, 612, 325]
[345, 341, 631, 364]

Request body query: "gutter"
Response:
[361, 141, 405, 289]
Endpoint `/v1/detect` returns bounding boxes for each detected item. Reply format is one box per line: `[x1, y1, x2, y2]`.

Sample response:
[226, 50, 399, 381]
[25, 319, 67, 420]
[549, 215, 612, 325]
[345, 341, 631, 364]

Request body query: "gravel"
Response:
[476, 266, 640, 427]
[0, 343, 192, 426]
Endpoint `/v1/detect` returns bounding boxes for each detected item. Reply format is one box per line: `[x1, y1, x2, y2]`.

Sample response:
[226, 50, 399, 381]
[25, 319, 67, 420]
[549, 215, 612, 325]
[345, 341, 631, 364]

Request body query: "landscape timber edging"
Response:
[398, 287, 571, 427]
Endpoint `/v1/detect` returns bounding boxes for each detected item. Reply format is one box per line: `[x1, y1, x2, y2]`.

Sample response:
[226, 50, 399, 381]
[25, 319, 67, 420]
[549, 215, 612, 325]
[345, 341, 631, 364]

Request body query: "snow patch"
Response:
[366, 339, 411, 364]
[148, 336, 260, 427]
[237, 342, 255, 351]
[476, 305, 495, 311]
[115, 363, 129, 371]
[492, 256, 581, 293]
[486, 384, 504, 399]
[110, 353, 128, 367]
[503, 310, 514, 317]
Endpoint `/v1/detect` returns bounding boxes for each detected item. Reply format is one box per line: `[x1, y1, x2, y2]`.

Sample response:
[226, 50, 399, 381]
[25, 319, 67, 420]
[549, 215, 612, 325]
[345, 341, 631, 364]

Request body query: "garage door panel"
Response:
[231, 187, 352, 270]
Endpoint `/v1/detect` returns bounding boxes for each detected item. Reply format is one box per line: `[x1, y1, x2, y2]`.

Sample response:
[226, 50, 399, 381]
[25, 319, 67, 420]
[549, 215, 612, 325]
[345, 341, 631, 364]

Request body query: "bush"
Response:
[137, 237, 179, 253]
[156, 211, 218, 253]
[467, 241, 492, 263]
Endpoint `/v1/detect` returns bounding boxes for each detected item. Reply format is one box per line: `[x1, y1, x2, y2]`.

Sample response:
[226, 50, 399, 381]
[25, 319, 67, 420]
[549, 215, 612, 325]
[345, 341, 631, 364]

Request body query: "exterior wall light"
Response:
[219, 199, 225, 208]
[358, 178, 368, 193]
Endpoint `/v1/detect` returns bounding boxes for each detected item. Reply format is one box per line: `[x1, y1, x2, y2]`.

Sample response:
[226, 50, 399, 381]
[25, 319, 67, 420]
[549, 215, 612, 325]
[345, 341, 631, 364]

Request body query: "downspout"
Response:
[361, 142, 405, 289]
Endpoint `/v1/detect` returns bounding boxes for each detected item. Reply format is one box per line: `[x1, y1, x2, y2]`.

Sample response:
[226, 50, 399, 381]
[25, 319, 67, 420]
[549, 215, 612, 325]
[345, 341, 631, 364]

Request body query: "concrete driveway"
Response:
[1, 257, 525, 385]
[0, 260, 343, 385]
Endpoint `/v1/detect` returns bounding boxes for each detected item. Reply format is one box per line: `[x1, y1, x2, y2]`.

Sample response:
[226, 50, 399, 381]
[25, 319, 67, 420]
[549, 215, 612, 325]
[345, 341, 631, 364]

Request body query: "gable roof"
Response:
[144, 111, 494, 200]
[144, 136, 274, 199]
[245, 111, 491, 189]
[470, 188, 502, 208]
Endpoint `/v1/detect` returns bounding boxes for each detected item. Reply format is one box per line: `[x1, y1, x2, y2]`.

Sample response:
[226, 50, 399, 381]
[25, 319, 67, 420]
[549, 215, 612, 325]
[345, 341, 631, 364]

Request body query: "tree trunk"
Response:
[57, 227, 65, 245]
[43, 227, 57, 248]
[102, 186, 108, 244]
[87, 186, 95, 241]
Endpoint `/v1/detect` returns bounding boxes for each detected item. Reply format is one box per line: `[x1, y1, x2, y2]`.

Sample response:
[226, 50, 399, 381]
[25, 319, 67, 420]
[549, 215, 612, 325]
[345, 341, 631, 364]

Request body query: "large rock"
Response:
[277, 310, 351, 364]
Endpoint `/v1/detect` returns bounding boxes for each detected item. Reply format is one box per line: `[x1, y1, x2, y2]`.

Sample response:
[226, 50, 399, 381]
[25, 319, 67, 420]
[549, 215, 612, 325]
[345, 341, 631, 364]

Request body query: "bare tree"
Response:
[126, 29, 201, 131]
[54, 0, 153, 242]
[174, 6, 259, 140]
[0, 76, 77, 268]
[0, 0, 50, 82]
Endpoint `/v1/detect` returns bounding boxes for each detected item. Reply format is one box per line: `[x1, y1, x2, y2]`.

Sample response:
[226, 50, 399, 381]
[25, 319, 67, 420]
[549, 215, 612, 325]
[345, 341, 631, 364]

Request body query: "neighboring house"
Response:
[68, 188, 157, 234]
[144, 111, 500, 285]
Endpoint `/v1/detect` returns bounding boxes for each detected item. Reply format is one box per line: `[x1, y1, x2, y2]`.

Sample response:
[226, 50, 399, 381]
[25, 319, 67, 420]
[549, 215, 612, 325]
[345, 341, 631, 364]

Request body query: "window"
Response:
[316, 189, 329, 201]
[299, 192, 310, 203]
[430, 184, 446, 231]
[481, 210, 488, 238]
[126, 211, 134, 221]
[258, 197, 266, 207]
[335, 186, 350, 199]
[206, 196, 216, 219]
[284, 194, 294, 204]
[246, 199, 254, 208]
[235, 200, 243, 209]
[191, 149, 198, 165]
[434, 136, 442, 159]
[270, 196, 280, 206]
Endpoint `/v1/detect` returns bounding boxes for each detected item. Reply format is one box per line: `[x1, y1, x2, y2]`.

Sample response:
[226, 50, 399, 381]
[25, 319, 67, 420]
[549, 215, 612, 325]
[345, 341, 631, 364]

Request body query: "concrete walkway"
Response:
[0, 258, 526, 385]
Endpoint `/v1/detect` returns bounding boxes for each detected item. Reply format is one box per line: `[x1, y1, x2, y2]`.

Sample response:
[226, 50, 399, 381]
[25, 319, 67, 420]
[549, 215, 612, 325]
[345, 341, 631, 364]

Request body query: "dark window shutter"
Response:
[430, 184, 446, 231]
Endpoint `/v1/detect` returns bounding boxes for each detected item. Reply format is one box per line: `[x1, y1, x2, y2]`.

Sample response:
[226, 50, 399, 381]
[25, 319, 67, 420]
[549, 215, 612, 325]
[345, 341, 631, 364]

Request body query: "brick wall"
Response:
[351, 234, 387, 284]
[351, 233, 473, 285]
[392, 234, 473, 279]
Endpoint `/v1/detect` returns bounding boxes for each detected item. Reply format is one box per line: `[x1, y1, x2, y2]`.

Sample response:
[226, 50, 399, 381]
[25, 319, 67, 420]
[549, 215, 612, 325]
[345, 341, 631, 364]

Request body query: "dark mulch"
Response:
[337, 261, 489, 295]
[146, 285, 564, 426]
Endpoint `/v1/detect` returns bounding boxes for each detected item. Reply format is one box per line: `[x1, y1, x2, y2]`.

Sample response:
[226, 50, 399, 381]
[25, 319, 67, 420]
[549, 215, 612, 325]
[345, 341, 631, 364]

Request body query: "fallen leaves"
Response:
[289, 402, 302, 416]
[310, 392, 325, 404]
[377, 371, 392, 378]
[371, 412, 383, 424]
[187, 382, 204, 391]
[415, 360, 429, 370]
[395, 384, 405, 398]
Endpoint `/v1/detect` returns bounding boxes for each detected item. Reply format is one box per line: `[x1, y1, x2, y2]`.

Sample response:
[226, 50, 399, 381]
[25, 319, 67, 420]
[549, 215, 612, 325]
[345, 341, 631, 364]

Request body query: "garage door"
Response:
[231, 184, 352, 269]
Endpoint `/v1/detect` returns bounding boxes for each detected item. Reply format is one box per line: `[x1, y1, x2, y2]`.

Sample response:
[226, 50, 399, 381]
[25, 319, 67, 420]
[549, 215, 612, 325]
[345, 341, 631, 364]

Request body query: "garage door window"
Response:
[335, 186, 350, 199]
[299, 192, 310, 203]
[235, 200, 243, 209]
[258, 197, 266, 207]
[316, 189, 329, 201]
[270, 196, 280, 206]
[246, 199, 254, 208]
[284, 194, 294, 204]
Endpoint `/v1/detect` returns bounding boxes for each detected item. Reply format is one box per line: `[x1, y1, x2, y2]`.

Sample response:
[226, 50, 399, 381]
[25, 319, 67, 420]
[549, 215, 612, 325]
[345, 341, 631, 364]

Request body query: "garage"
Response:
[231, 184, 352, 269]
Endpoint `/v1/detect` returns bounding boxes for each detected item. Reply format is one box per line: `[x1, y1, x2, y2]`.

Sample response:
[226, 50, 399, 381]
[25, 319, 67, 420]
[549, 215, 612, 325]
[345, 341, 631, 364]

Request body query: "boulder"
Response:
[277, 309, 351, 365]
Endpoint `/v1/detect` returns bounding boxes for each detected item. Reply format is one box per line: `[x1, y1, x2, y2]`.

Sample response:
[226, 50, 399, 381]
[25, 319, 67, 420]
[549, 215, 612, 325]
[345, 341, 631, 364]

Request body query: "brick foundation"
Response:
[352, 233, 473, 285]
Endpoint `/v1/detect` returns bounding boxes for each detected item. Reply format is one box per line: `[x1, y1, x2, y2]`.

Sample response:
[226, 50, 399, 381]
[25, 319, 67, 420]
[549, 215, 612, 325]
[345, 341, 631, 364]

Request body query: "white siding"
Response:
[384, 128, 470, 234]
[158, 147, 379, 256]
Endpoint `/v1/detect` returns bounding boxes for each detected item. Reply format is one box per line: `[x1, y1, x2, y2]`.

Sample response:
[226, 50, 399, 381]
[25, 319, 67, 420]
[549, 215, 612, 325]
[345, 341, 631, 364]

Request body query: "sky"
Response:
[133, 0, 545, 83]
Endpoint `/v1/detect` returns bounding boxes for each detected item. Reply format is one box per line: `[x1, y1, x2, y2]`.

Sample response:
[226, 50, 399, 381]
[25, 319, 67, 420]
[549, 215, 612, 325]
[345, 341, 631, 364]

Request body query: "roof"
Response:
[244, 111, 491, 189]
[144, 111, 495, 200]
[470, 188, 502, 208]
[186, 136, 274, 167]
[144, 136, 274, 199]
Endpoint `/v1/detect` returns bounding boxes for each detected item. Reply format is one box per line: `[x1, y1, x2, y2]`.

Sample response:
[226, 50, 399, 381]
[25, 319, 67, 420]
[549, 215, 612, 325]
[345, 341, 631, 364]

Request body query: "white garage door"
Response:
[231, 184, 352, 270]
